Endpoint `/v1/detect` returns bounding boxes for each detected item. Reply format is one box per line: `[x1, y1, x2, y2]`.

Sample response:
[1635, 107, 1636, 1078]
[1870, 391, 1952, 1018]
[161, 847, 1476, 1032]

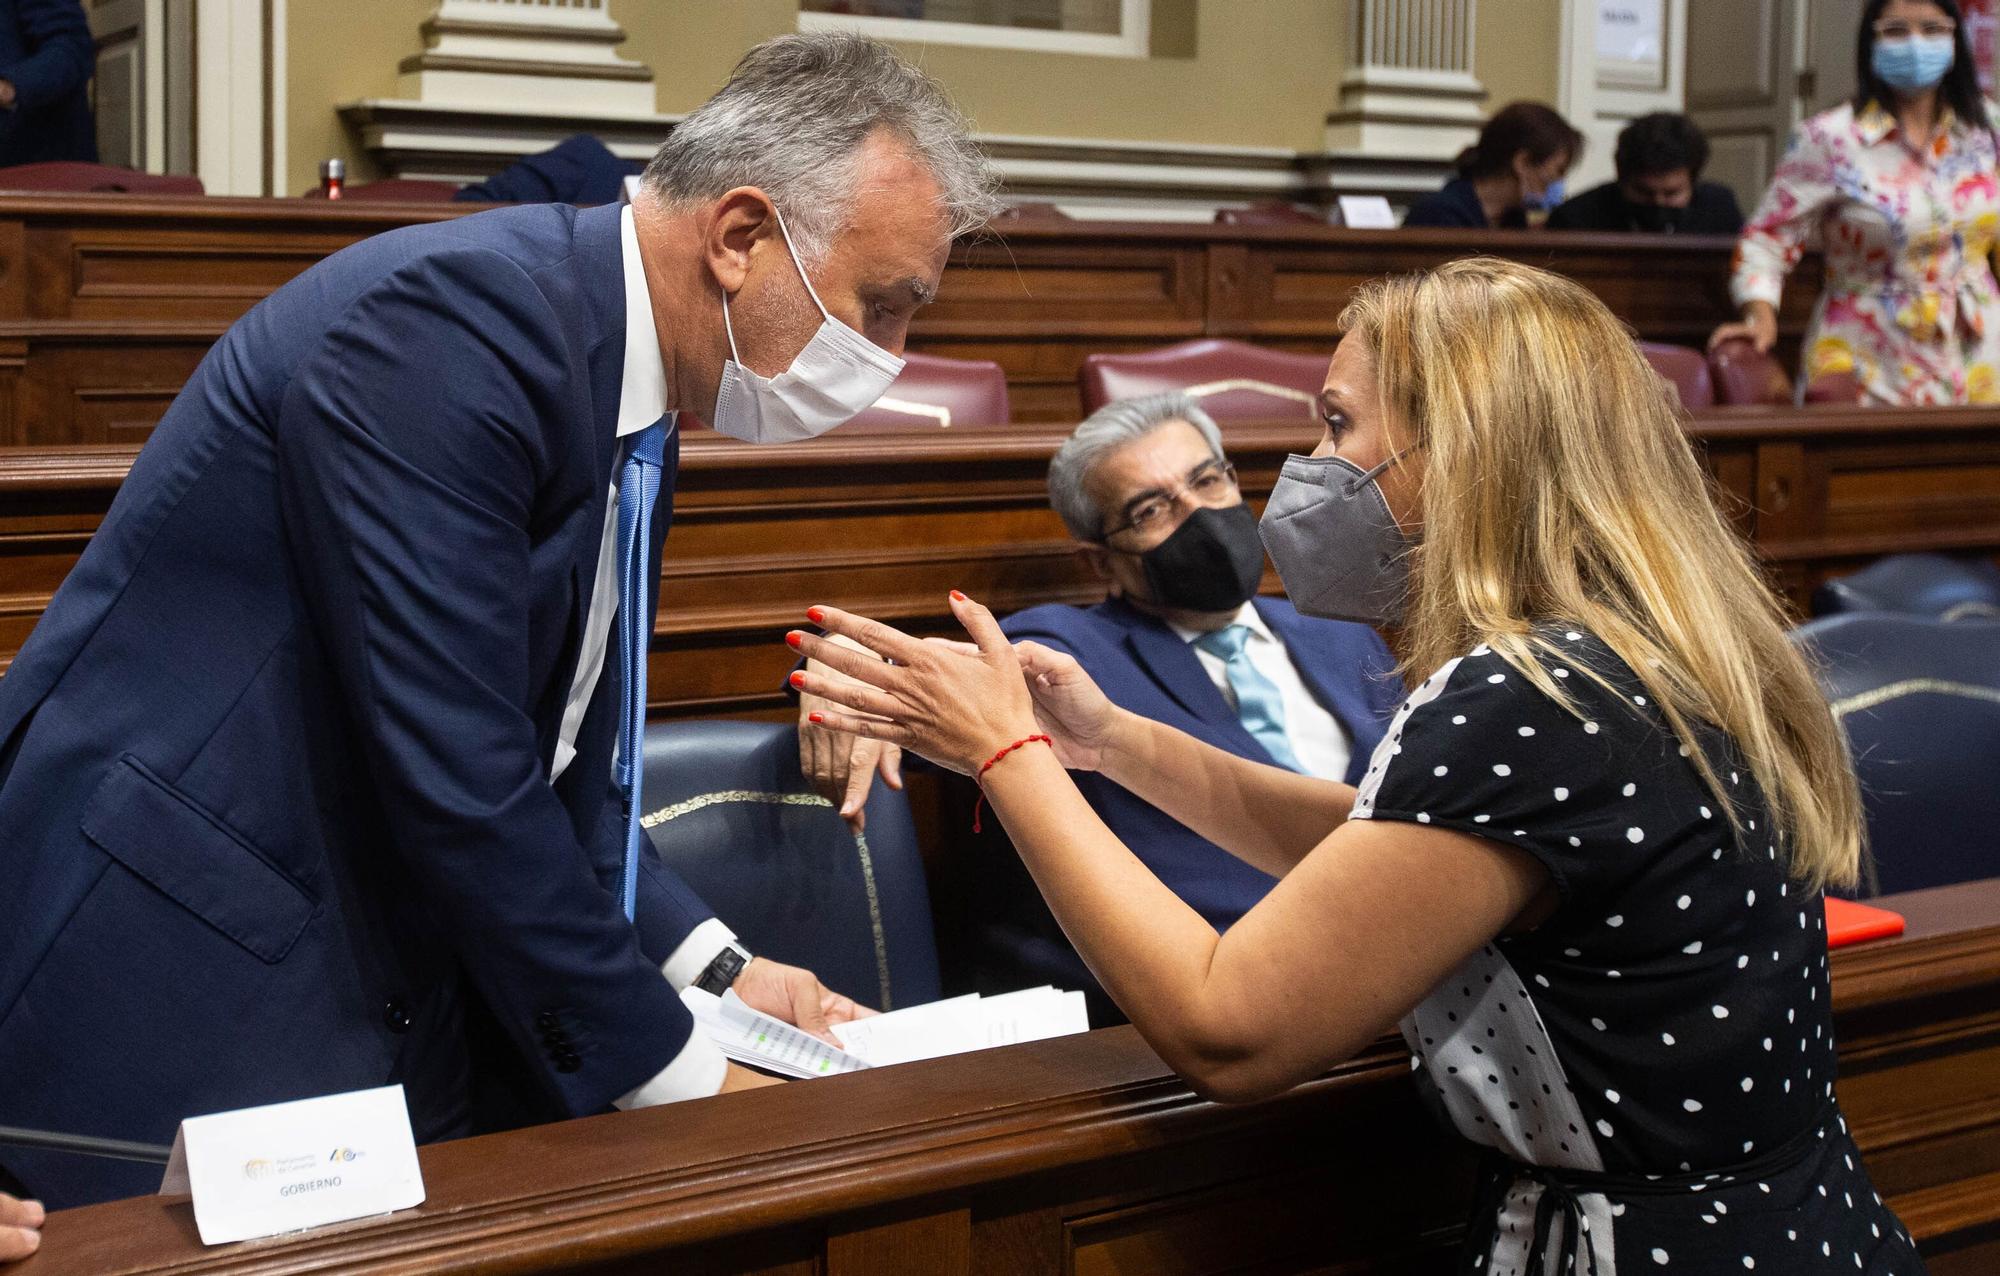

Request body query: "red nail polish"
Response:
[808, 712, 825, 724]
[788, 670, 807, 688]
[785, 631, 803, 649]
[950, 589, 968, 602]
[806, 606, 826, 624]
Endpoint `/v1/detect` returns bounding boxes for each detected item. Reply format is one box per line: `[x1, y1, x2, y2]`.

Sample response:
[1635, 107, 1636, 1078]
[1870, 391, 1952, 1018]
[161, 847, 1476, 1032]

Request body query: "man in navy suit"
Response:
[799, 393, 1401, 1017]
[0, 0, 96, 168]
[0, 34, 998, 1208]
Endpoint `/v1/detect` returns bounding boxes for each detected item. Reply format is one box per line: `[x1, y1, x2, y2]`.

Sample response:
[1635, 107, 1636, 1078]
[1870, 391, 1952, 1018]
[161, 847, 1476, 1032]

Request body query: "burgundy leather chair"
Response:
[1708, 338, 1867, 407]
[1638, 342, 1716, 409]
[1708, 338, 1794, 407]
[845, 352, 1011, 432]
[0, 162, 203, 195]
[1078, 338, 1325, 424]
[1214, 201, 1326, 226]
[302, 178, 463, 203]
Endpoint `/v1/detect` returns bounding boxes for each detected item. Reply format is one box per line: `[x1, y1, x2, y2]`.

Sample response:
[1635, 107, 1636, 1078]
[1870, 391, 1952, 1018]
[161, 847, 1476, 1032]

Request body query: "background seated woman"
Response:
[791, 258, 1922, 1273]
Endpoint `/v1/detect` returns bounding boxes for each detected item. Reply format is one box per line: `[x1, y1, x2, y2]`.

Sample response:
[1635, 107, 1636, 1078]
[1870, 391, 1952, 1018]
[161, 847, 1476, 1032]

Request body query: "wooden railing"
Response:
[19, 876, 2000, 1275]
[0, 192, 1821, 444]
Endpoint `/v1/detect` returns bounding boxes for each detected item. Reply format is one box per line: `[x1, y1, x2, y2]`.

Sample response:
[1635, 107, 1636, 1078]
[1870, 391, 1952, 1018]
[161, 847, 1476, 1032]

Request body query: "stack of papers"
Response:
[681, 986, 1088, 1080]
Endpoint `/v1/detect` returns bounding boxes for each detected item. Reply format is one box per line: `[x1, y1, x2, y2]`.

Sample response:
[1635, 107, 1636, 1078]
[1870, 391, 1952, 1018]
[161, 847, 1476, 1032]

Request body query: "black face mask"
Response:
[1128, 502, 1268, 613]
[1628, 201, 1687, 234]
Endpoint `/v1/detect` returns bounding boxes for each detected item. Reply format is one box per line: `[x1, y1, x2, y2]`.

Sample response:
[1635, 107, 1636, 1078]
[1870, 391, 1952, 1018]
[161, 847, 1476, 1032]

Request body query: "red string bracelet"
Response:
[972, 734, 1052, 833]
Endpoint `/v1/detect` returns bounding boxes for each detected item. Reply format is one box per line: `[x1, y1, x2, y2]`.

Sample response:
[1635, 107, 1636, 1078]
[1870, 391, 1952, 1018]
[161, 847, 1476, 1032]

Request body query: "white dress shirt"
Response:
[1170, 602, 1353, 781]
[553, 205, 733, 1106]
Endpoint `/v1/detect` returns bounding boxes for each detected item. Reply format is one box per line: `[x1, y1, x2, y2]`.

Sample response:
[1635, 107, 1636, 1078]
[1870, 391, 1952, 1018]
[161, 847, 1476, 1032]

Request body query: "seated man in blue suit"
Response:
[799, 392, 1401, 1018]
[0, 33, 999, 1208]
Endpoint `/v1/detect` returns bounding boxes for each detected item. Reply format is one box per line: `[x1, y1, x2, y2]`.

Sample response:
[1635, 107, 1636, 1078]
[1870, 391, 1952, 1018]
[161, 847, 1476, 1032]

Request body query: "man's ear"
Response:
[702, 187, 777, 295]
[1073, 540, 1115, 585]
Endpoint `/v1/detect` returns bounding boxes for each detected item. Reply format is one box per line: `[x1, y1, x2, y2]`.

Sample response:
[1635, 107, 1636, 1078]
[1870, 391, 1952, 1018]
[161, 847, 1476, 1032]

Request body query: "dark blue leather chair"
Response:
[1813, 553, 2000, 623]
[1794, 614, 2000, 896]
[639, 720, 940, 1011]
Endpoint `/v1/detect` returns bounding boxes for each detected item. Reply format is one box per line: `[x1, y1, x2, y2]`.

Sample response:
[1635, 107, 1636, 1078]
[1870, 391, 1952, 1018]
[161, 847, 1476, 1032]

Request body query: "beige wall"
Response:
[1475, 0, 1564, 120]
[286, 0, 1566, 196]
[286, 0, 430, 194]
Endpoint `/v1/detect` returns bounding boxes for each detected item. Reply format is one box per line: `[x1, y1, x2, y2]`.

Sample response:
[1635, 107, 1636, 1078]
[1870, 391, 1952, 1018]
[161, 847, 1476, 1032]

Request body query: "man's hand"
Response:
[731, 956, 876, 1045]
[0, 1193, 42, 1263]
[0, 81, 15, 110]
[720, 1062, 784, 1092]
[797, 644, 903, 831]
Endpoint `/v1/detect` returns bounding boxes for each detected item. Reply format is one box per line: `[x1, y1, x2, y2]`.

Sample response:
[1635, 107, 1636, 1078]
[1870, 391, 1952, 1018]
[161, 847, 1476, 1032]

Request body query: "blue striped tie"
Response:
[1194, 623, 1306, 773]
[615, 422, 668, 920]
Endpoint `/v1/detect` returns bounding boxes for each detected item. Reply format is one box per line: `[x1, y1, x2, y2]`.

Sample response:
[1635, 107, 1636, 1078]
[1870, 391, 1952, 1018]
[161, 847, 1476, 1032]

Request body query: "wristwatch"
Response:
[693, 943, 752, 996]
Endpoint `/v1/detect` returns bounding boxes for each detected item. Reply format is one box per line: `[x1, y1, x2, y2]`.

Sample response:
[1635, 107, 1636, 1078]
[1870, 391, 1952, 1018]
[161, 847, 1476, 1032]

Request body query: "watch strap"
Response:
[694, 943, 750, 996]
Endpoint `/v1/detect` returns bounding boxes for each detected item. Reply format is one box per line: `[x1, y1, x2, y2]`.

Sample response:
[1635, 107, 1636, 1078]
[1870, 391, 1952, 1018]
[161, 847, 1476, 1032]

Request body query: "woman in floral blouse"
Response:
[1712, 0, 2000, 406]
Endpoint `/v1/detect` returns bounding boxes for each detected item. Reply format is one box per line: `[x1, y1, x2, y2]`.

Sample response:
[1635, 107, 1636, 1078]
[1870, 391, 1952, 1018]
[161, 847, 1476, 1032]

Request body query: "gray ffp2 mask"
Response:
[1257, 453, 1412, 625]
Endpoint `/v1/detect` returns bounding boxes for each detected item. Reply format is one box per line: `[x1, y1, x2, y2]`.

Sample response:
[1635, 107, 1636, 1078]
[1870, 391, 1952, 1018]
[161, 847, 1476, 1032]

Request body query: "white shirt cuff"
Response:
[661, 918, 740, 991]
[612, 1013, 730, 1108]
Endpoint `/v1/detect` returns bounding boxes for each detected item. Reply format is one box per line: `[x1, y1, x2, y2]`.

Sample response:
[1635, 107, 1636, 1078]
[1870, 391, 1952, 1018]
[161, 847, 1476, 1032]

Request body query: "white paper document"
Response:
[681, 985, 1088, 1080]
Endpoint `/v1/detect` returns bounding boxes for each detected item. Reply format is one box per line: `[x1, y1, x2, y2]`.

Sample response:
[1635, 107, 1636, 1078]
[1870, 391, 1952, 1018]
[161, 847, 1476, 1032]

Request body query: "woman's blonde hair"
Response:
[1341, 257, 1863, 891]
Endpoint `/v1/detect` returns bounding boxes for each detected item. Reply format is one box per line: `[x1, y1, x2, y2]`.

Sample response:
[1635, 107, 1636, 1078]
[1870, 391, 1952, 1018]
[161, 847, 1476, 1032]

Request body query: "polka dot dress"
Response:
[1353, 629, 1924, 1274]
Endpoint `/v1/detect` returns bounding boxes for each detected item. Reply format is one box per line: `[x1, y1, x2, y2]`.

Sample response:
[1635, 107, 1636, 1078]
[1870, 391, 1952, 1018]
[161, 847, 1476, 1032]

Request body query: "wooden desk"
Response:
[5, 406, 1998, 705]
[20, 876, 2000, 1276]
[0, 193, 1820, 445]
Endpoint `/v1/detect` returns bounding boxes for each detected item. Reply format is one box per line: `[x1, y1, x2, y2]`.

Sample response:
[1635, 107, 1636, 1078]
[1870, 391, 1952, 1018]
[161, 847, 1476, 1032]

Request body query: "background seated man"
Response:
[798, 393, 1401, 1020]
[1548, 111, 1744, 235]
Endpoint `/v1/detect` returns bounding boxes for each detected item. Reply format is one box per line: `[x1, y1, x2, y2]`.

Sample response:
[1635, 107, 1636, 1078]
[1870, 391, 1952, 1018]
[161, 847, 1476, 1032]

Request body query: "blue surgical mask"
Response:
[1523, 177, 1567, 214]
[1873, 35, 1956, 93]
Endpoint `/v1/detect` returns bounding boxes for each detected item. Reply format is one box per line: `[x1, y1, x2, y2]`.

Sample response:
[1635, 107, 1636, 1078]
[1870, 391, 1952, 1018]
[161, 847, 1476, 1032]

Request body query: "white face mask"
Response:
[711, 206, 906, 444]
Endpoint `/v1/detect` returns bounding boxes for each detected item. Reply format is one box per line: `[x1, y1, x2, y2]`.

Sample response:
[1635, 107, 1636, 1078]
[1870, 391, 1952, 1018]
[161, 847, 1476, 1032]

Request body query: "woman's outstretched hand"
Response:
[788, 592, 1045, 776]
[789, 593, 1127, 776]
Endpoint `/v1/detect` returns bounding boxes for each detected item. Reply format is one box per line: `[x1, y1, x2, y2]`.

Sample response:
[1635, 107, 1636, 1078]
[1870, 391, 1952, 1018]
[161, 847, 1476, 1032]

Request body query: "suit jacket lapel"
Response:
[551, 203, 639, 829]
[1107, 597, 1274, 764]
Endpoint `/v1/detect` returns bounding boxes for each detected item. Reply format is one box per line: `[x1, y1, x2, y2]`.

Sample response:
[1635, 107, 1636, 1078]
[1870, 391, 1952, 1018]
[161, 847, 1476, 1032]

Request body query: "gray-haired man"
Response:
[0, 33, 997, 1207]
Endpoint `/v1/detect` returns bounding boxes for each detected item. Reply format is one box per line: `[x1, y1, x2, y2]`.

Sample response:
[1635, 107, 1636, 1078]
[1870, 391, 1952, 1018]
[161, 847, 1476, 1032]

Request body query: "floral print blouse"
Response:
[1731, 99, 2000, 406]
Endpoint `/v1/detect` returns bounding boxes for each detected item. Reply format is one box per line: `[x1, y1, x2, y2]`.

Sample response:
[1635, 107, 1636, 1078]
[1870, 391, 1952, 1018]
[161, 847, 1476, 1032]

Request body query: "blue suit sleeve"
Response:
[273, 247, 697, 1113]
[583, 771, 716, 964]
[6, 0, 94, 111]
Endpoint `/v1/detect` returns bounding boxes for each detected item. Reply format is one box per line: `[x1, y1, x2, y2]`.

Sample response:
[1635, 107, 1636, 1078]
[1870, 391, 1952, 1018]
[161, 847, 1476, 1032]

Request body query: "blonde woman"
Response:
[789, 258, 1919, 1272]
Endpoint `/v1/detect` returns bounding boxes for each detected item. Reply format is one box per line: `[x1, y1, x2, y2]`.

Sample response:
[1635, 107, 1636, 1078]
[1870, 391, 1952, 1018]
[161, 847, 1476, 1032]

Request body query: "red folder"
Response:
[1824, 896, 1906, 948]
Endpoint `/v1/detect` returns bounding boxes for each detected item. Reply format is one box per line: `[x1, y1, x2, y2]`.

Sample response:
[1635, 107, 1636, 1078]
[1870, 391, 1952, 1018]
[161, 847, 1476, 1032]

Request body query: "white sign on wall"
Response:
[1596, 0, 1666, 87]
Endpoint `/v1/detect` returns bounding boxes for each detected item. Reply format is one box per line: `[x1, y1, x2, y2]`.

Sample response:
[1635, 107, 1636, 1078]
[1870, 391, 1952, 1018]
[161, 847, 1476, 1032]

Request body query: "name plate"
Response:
[1337, 195, 1398, 229]
[159, 1085, 425, 1245]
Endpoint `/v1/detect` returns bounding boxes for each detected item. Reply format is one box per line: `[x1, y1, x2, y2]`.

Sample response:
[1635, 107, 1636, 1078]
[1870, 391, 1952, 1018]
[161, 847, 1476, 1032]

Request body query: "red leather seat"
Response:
[0, 162, 203, 195]
[1214, 201, 1325, 226]
[1803, 371, 1864, 404]
[1708, 338, 1865, 406]
[845, 352, 1011, 432]
[1638, 342, 1716, 409]
[1708, 338, 1793, 406]
[1079, 338, 1325, 423]
[302, 178, 463, 203]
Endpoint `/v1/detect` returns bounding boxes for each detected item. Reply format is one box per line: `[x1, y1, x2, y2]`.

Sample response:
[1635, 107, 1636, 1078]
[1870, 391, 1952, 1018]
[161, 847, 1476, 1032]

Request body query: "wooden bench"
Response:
[0, 192, 1820, 444]
[5, 405, 1997, 698]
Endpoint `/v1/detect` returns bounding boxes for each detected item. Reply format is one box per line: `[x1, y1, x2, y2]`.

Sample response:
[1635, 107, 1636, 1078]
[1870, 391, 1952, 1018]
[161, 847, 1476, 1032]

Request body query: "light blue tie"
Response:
[1194, 623, 1306, 773]
[614, 421, 668, 920]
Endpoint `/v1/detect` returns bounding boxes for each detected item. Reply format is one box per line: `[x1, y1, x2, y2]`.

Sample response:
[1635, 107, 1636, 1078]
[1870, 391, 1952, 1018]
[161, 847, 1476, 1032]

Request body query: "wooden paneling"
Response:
[0, 193, 1823, 443]
[5, 408, 1996, 713]
[19, 878, 2000, 1275]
